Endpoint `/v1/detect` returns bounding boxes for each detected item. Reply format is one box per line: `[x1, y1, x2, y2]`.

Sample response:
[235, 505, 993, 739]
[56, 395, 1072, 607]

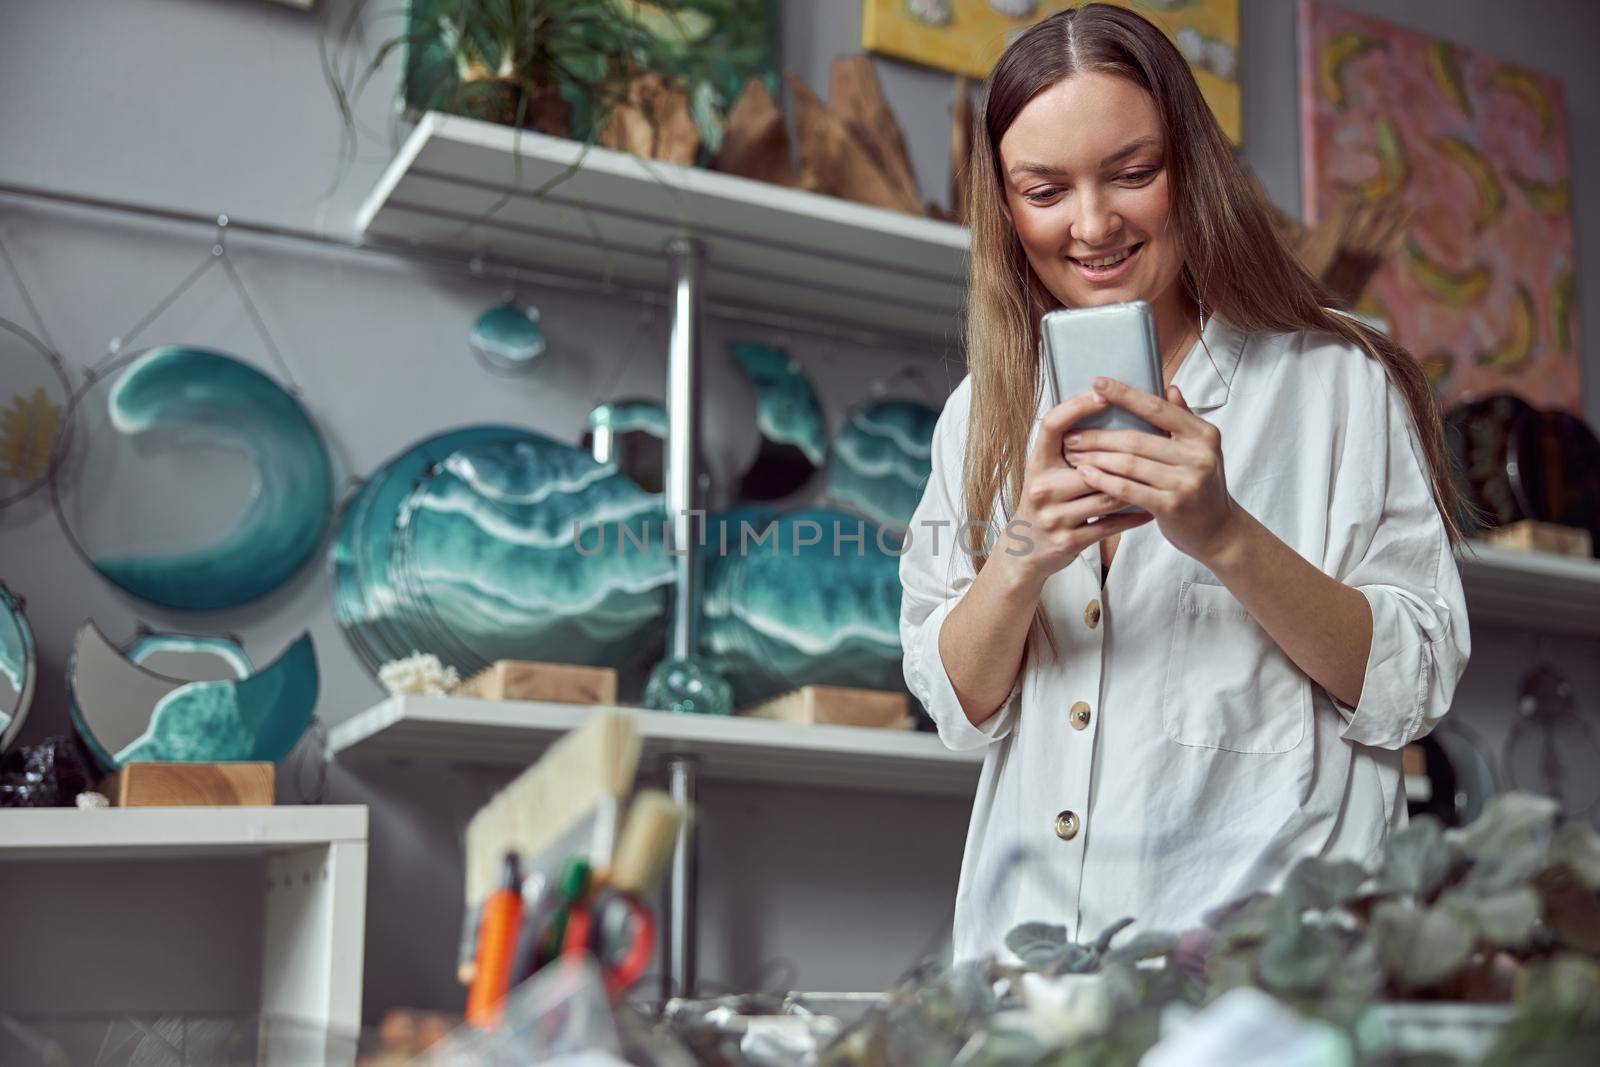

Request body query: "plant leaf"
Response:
[1443, 886, 1543, 949]
[1370, 900, 1477, 991]
[1103, 930, 1180, 965]
[1370, 816, 1455, 899]
[1005, 922, 1070, 969]
[1255, 917, 1344, 997]
[1284, 856, 1370, 912]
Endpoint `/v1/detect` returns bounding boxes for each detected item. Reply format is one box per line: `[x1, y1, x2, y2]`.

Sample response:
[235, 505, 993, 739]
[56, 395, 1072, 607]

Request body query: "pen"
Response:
[465, 851, 524, 1029]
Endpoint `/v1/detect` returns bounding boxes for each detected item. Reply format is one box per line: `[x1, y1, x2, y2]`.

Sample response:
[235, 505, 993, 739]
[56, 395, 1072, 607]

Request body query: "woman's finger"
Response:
[1026, 467, 1097, 508]
[1029, 391, 1110, 471]
[1065, 449, 1184, 491]
[1078, 463, 1166, 512]
[1061, 428, 1184, 463]
[1092, 376, 1210, 437]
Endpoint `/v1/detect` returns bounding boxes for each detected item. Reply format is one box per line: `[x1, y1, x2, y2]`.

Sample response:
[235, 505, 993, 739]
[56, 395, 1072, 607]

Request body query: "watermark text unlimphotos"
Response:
[572, 512, 1040, 558]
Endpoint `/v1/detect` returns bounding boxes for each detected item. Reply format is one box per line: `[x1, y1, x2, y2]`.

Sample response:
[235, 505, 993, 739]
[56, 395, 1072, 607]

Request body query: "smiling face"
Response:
[998, 72, 1189, 325]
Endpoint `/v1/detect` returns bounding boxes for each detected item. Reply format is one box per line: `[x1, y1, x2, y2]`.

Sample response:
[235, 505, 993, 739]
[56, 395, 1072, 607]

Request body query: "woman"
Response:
[898, 3, 1471, 963]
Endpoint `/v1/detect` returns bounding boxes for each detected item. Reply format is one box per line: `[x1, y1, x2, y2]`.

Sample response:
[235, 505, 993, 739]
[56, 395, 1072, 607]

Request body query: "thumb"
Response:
[1167, 384, 1191, 412]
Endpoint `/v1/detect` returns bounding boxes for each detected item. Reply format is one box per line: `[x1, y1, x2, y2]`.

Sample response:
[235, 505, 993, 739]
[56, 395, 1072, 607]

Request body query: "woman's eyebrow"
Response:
[1006, 136, 1161, 179]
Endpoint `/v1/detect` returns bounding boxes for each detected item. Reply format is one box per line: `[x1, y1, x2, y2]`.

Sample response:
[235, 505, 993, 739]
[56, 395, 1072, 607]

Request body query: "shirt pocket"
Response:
[1161, 579, 1309, 754]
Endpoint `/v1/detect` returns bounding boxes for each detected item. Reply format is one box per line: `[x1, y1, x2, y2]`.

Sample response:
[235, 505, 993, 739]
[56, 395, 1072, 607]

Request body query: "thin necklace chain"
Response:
[1163, 309, 1206, 383]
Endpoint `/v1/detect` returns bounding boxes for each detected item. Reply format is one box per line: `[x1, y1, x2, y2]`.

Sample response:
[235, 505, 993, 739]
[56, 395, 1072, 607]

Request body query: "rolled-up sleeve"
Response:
[899, 388, 1022, 752]
[1324, 368, 1470, 750]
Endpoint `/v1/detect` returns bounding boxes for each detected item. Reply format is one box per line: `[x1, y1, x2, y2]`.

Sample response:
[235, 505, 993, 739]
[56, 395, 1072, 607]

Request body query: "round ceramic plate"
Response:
[1508, 409, 1600, 551]
[698, 507, 905, 706]
[0, 580, 36, 753]
[332, 425, 527, 676]
[0, 318, 71, 510]
[824, 398, 938, 534]
[52, 347, 334, 611]
[387, 432, 673, 676]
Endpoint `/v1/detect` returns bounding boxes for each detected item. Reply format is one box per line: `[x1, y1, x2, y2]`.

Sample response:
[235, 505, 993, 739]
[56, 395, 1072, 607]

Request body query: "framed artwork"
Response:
[862, 0, 1241, 144]
[1300, 1, 1580, 411]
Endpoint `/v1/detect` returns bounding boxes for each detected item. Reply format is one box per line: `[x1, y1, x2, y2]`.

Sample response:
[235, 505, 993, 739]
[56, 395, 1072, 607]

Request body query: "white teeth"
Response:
[1080, 247, 1133, 269]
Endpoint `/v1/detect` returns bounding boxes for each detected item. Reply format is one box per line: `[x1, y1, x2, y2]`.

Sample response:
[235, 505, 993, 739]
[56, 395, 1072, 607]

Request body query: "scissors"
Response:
[561, 885, 657, 997]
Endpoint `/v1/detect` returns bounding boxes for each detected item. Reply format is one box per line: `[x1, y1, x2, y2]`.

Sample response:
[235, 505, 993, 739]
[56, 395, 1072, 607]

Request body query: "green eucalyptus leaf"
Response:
[1006, 922, 1069, 960]
[1549, 821, 1600, 890]
[1371, 816, 1455, 899]
[1255, 917, 1344, 997]
[1284, 857, 1370, 912]
[1370, 900, 1477, 991]
[1442, 886, 1542, 949]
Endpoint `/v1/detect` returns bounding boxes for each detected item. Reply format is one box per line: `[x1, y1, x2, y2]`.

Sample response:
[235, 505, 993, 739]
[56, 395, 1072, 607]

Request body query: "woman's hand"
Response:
[1062, 377, 1242, 565]
[1001, 389, 1155, 589]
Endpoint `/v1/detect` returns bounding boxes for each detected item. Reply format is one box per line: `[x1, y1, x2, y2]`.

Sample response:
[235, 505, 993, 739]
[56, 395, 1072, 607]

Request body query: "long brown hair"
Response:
[963, 2, 1465, 663]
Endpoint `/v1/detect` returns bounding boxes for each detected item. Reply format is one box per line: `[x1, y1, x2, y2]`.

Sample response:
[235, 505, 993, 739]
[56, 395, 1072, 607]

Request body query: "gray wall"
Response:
[1, 0, 1597, 1022]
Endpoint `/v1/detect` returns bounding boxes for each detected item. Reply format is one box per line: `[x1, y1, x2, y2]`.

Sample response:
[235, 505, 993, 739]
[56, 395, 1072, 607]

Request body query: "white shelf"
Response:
[357, 112, 970, 340]
[0, 804, 367, 860]
[329, 695, 982, 798]
[1456, 542, 1600, 638]
[0, 805, 368, 1040]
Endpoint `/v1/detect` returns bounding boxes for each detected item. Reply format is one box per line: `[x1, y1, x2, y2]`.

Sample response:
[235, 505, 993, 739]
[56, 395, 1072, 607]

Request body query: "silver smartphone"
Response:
[1040, 300, 1168, 431]
[1040, 300, 1169, 514]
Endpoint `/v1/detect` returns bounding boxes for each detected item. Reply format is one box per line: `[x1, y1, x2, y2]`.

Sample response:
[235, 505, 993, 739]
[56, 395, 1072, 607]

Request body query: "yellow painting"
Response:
[863, 0, 1242, 144]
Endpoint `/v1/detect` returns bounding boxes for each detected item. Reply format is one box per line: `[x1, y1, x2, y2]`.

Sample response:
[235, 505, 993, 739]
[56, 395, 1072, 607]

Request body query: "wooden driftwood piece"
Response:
[713, 76, 799, 187]
[598, 72, 700, 166]
[827, 56, 922, 215]
[788, 71, 918, 214]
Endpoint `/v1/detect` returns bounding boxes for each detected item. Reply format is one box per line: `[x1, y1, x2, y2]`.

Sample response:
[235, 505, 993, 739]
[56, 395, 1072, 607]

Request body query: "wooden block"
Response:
[738, 685, 911, 729]
[455, 660, 618, 704]
[1481, 521, 1593, 558]
[103, 763, 275, 807]
[1402, 744, 1426, 777]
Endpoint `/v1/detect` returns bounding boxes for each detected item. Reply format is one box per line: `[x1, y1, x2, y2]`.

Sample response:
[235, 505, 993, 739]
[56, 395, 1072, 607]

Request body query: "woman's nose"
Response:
[1072, 190, 1122, 247]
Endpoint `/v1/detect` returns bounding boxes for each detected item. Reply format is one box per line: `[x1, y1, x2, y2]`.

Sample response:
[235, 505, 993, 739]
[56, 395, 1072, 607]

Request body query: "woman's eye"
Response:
[1024, 188, 1062, 204]
[1119, 169, 1157, 183]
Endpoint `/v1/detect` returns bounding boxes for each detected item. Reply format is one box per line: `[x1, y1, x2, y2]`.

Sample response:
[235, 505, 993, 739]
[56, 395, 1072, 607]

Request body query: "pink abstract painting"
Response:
[1300, 1, 1580, 411]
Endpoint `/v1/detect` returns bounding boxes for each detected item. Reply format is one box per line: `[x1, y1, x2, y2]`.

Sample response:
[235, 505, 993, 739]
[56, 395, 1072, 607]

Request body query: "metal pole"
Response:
[661, 236, 705, 1003]
[664, 755, 699, 1001]
[665, 236, 705, 659]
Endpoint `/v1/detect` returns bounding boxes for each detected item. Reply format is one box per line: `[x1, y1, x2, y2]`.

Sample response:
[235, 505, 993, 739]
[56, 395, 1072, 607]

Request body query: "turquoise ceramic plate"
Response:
[388, 432, 674, 676]
[332, 426, 526, 676]
[53, 347, 334, 611]
[0, 580, 36, 753]
[824, 399, 938, 534]
[68, 622, 317, 771]
[697, 507, 904, 706]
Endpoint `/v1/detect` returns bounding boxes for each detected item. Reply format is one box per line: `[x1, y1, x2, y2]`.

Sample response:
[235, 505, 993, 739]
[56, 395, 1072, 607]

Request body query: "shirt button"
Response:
[1070, 701, 1092, 730]
[1054, 810, 1081, 840]
[1084, 599, 1102, 628]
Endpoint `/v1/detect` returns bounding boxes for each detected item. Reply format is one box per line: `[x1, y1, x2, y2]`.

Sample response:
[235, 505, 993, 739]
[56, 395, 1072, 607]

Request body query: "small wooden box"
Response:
[103, 763, 275, 807]
[455, 660, 618, 704]
[1482, 520, 1593, 558]
[738, 685, 911, 728]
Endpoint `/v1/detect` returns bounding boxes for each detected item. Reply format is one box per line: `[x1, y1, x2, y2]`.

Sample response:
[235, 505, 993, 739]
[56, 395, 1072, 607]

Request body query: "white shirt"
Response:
[898, 311, 1471, 962]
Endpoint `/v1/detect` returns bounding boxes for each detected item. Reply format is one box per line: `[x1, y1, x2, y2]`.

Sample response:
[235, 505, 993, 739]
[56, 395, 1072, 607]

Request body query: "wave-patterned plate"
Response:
[389, 432, 675, 676]
[0, 580, 36, 753]
[53, 347, 333, 611]
[728, 341, 828, 501]
[824, 399, 938, 534]
[697, 507, 905, 706]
